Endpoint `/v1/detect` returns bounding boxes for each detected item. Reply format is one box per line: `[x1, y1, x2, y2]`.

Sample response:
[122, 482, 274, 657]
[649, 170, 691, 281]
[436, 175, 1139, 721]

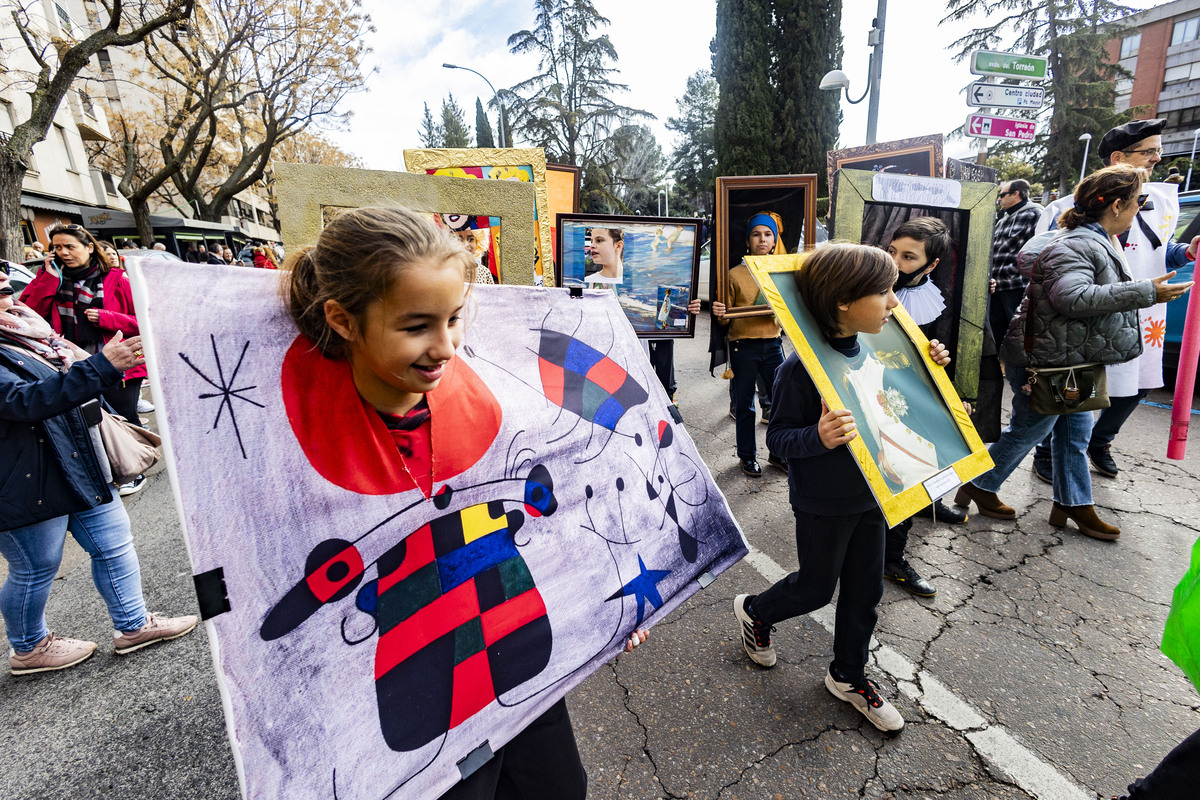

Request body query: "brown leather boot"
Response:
[953, 482, 1016, 519]
[1049, 502, 1120, 541]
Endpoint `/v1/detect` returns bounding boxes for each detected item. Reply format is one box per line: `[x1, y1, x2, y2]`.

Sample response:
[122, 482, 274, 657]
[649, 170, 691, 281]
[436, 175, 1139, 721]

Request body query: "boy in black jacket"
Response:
[732, 242, 950, 732]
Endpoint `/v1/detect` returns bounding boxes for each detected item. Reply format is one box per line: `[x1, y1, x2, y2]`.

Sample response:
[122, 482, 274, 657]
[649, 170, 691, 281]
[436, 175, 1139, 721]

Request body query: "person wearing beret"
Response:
[1033, 118, 1199, 482]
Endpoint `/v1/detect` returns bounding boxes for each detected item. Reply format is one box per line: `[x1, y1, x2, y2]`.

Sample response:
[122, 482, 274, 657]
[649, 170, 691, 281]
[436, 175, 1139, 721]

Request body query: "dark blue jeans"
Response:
[1034, 389, 1148, 460]
[752, 507, 886, 684]
[729, 337, 784, 461]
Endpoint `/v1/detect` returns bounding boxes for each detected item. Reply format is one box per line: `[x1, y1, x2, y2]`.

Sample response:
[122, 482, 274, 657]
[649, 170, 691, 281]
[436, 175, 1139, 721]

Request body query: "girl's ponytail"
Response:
[284, 246, 338, 356]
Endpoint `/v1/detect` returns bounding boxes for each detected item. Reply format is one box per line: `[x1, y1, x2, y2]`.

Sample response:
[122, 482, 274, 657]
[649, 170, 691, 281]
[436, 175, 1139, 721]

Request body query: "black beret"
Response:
[1099, 118, 1165, 160]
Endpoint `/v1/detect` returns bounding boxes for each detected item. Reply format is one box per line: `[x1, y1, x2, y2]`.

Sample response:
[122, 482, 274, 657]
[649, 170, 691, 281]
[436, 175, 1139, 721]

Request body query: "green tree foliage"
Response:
[943, 0, 1134, 193]
[772, 0, 843, 193]
[713, 0, 776, 177]
[713, 0, 842, 183]
[419, 103, 442, 147]
[583, 125, 665, 214]
[667, 70, 718, 215]
[500, 0, 650, 169]
[440, 93, 472, 148]
[985, 151, 1044, 196]
[475, 98, 495, 148]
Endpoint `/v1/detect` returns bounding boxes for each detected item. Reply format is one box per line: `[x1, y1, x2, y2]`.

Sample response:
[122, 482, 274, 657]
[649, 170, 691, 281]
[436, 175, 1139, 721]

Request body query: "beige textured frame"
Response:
[273, 162, 538, 286]
[403, 148, 555, 287]
[744, 254, 993, 527]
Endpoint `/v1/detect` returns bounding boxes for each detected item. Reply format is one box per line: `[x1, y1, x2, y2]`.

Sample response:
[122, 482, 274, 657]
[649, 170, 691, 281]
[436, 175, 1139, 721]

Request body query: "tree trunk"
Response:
[0, 149, 30, 263]
[130, 198, 155, 247]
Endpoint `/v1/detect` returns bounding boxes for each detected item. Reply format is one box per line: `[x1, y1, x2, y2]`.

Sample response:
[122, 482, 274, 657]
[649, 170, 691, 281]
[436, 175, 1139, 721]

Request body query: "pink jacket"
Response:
[22, 267, 147, 381]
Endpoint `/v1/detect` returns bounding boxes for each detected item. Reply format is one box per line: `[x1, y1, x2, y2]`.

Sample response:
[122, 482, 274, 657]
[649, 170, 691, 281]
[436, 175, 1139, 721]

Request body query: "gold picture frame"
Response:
[744, 253, 993, 527]
[272, 162, 538, 286]
[403, 148, 556, 287]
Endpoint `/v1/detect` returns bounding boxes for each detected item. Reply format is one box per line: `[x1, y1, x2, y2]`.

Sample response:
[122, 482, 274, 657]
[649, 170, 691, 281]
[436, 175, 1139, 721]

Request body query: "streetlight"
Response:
[443, 63, 505, 147]
[658, 189, 668, 217]
[820, 0, 886, 144]
[1078, 132, 1092, 184]
[1187, 128, 1200, 192]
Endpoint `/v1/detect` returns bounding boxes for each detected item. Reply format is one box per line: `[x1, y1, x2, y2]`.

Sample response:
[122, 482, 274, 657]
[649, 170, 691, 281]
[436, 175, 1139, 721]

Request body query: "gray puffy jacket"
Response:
[999, 225, 1156, 368]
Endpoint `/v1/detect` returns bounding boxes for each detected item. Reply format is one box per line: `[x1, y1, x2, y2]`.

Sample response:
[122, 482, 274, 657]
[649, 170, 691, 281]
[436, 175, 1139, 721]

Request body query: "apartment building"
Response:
[1108, 0, 1200, 157]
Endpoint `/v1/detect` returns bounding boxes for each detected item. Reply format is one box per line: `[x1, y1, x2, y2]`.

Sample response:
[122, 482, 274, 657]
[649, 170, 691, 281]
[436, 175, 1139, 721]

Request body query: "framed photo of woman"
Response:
[743, 253, 993, 527]
[555, 213, 703, 339]
[715, 174, 817, 318]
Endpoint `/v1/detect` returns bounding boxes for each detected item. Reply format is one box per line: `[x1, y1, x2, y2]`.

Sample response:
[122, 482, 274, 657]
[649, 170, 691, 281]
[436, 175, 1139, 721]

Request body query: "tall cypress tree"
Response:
[713, 0, 777, 177]
[772, 0, 843, 194]
[475, 98, 496, 148]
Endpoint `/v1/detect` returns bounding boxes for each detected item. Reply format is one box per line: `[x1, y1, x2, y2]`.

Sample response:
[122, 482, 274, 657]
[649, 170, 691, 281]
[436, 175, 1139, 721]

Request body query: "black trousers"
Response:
[439, 699, 586, 800]
[752, 507, 886, 684]
[1126, 726, 1200, 799]
[647, 340, 676, 399]
[884, 517, 912, 566]
[103, 378, 143, 426]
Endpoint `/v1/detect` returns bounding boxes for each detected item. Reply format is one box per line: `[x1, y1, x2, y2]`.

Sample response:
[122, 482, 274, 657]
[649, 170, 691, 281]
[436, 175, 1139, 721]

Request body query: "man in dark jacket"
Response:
[990, 179, 1043, 345]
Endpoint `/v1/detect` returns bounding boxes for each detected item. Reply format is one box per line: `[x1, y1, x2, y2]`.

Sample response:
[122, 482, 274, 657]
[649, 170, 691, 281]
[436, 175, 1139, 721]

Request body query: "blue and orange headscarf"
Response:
[745, 212, 786, 255]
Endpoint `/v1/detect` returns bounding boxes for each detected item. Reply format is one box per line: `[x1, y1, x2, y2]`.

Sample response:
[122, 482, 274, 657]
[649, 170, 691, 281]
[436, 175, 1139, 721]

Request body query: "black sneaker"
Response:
[761, 406, 772, 425]
[733, 594, 775, 667]
[740, 458, 762, 477]
[1088, 445, 1118, 478]
[1032, 456, 1053, 484]
[883, 559, 937, 598]
[767, 453, 788, 471]
[920, 499, 967, 524]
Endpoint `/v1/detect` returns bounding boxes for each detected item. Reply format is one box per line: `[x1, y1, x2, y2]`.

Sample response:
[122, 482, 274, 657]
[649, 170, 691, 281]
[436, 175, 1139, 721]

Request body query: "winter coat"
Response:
[0, 344, 122, 529]
[20, 267, 147, 382]
[999, 226, 1157, 369]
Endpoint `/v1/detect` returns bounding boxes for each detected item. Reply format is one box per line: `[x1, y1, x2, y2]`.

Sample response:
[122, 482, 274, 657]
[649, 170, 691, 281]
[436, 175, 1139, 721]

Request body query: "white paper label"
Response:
[923, 466, 962, 501]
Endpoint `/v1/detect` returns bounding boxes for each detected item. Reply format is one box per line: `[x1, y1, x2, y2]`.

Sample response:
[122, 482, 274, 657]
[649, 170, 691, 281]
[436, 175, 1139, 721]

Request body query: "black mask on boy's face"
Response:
[893, 263, 932, 290]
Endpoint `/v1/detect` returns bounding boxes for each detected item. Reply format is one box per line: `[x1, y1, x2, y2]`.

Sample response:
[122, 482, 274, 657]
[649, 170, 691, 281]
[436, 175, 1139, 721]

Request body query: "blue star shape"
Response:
[606, 556, 671, 625]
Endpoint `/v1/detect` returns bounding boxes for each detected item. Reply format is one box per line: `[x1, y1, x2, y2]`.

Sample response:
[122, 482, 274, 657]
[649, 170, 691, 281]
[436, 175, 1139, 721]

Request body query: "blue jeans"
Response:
[972, 372, 1094, 506]
[730, 338, 784, 460]
[0, 487, 147, 652]
[1033, 389, 1148, 460]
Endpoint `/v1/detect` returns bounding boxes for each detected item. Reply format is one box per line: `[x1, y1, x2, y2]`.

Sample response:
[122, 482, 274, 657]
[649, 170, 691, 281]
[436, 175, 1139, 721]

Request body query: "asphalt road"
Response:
[3, 313, 1199, 800]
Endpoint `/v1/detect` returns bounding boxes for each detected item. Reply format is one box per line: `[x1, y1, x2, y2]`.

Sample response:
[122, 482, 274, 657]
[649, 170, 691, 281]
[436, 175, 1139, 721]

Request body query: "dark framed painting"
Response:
[946, 157, 999, 184]
[743, 254, 992, 527]
[827, 135, 944, 235]
[831, 169, 999, 402]
[555, 213, 702, 339]
[715, 174, 817, 318]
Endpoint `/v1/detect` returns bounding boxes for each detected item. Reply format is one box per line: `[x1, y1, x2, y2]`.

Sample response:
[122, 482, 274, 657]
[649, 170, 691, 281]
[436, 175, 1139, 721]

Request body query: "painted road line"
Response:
[743, 544, 1093, 800]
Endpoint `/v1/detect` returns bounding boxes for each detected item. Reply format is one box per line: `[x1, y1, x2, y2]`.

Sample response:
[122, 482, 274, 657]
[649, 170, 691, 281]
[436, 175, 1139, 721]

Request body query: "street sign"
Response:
[969, 50, 1049, 81]
[966, 113, 1037, 142]
[966, 81, 1045, 109]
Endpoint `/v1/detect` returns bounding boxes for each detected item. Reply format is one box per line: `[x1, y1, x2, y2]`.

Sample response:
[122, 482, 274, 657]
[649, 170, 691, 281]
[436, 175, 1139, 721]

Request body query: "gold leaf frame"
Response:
[403, 148, 555, 287]
[273, 162, 537, 286]
[744, 253, 993, 527]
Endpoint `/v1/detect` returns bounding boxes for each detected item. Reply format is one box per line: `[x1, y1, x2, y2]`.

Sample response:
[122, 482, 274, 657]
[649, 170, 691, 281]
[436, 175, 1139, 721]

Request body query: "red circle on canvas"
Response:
[281, 335, 502, 495]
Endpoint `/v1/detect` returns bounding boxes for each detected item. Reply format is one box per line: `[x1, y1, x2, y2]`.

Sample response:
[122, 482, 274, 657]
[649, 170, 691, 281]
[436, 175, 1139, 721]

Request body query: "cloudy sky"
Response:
[326, 0, 1160, 172]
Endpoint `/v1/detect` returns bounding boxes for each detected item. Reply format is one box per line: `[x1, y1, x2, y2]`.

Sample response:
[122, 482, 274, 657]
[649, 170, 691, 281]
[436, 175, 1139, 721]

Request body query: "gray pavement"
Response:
[4, 313, 1200, 800]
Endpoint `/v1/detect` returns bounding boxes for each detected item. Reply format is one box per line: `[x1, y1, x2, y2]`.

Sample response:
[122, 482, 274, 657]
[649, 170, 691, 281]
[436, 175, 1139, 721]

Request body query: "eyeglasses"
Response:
[1121, 147, 1164, 157]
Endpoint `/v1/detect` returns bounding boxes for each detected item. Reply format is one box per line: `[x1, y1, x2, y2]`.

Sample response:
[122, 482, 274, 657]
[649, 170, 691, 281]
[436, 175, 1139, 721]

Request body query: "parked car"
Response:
[118, 248, 185, 263]
[1165, 192, 1200, 385]
[4, 260, 38, 297]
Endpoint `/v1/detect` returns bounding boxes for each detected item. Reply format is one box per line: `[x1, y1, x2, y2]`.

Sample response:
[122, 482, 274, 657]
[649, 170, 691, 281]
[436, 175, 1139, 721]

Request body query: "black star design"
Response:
[179, 334, 264, 459]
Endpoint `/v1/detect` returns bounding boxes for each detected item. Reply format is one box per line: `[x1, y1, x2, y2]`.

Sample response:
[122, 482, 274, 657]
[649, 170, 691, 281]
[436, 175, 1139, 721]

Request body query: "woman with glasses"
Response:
[956, 165, 1192, 541]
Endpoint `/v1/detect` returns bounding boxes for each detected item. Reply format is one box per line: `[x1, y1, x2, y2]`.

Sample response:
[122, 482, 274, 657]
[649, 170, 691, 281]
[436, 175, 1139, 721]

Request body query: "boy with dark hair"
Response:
[882, 217, 966, 598]
[732, 241, 952, 732]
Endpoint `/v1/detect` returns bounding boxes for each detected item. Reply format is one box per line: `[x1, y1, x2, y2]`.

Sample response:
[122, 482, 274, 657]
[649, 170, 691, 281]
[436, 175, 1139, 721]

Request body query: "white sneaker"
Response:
[733, 594, 776, 667]
[825, 667, 905, 732]
[137, 397, 154, 413]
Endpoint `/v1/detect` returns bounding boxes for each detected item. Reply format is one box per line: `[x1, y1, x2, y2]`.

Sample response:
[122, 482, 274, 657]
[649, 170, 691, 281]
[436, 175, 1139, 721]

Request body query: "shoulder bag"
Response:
[98, 409, 162, 484]
[1020, 249, 1110, 415]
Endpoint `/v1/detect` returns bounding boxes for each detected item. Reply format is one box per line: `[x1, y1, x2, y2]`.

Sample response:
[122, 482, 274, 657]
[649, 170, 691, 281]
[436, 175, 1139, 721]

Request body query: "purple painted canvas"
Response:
[129, 260, 746, 799]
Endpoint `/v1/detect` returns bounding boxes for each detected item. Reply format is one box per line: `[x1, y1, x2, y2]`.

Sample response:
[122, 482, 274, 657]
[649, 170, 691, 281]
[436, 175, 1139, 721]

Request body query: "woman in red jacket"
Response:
[21, 224, 150, 495]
